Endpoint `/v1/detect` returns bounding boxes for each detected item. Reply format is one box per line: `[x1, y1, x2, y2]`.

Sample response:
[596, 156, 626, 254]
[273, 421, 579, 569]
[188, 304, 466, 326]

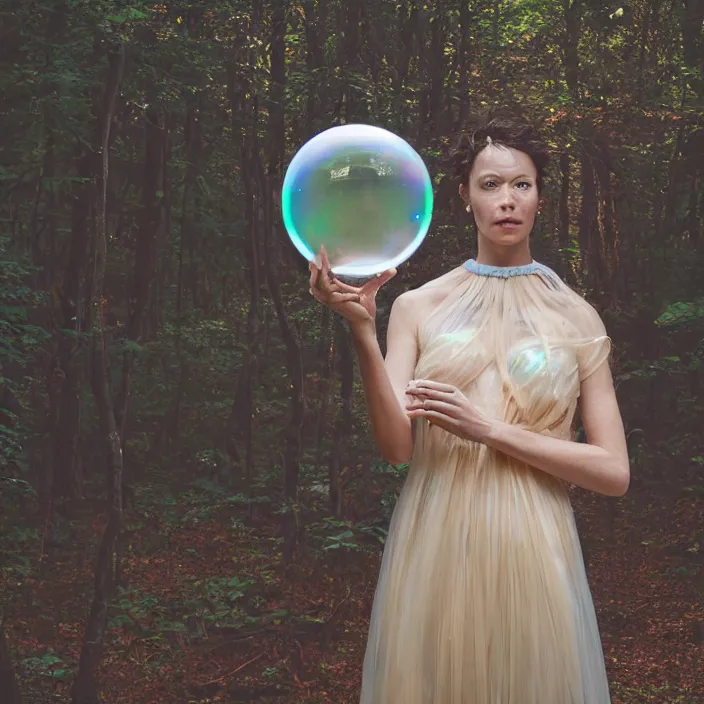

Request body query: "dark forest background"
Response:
[0, 1, 702, 702]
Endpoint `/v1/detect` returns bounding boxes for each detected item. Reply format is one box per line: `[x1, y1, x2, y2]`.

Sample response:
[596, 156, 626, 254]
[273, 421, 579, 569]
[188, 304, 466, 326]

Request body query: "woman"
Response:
[309, 113, 629, 704]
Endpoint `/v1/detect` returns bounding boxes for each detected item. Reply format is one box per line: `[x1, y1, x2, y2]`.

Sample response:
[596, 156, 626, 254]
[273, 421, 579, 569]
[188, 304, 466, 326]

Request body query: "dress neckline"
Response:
[463, 259, 547, 278]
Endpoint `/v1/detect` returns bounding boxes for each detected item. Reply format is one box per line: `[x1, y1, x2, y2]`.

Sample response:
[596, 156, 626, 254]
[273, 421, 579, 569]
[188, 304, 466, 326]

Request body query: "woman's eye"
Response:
[484, 180, 497, 188]
[516, 181, 532, 190]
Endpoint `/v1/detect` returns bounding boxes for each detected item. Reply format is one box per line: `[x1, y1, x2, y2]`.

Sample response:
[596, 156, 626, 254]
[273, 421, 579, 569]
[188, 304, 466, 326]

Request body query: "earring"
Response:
[466, 204, 472, 213]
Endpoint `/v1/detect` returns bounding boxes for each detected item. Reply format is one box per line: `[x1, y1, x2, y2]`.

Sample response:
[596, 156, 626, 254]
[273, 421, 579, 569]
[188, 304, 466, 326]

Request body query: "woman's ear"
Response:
[459, 182, 469, 205]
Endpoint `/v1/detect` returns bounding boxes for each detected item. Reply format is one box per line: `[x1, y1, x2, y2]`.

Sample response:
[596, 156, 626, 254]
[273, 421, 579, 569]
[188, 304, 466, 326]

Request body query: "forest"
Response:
[0, 0, 702, 702]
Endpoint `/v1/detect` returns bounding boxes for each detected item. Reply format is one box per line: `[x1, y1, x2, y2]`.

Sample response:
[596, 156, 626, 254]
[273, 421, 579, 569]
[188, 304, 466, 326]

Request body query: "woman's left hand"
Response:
[405, 379, 495, 443]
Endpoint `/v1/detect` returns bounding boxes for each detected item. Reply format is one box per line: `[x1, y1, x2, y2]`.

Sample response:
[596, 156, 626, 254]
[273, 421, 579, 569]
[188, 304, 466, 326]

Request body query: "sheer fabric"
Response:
[360, 261, 611, 704]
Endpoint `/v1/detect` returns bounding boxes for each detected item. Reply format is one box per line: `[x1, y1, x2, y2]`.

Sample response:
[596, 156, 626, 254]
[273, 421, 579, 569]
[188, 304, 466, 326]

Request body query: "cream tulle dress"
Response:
[360, 259, 612, 704]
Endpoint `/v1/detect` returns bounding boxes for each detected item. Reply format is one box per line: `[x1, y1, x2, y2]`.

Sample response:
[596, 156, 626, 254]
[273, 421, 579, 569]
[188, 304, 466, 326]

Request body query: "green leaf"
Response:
[118, 339, 146, 354]
[655, 300, 704, 327]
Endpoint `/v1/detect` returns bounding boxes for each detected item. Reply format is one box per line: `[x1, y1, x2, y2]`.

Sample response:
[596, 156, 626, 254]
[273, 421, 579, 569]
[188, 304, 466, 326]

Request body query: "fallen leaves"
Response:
[2, 477, 701, 703]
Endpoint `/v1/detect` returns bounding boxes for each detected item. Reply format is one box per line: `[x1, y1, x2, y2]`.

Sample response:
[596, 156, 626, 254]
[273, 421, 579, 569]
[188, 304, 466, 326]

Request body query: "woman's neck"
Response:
[474, 240, 532, 268]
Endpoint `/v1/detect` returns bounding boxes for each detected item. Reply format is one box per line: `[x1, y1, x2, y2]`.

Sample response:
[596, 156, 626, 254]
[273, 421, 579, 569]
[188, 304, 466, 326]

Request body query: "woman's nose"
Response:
[499, 186, 516, 209]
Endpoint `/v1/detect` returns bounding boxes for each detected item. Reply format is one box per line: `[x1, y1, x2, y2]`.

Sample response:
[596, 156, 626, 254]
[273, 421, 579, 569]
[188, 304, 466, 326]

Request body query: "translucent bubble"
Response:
[282, 124, 433, 277]
[508, 341, 568, 386]
[509, 344, 548, 386]
[438, 328, 480, 359]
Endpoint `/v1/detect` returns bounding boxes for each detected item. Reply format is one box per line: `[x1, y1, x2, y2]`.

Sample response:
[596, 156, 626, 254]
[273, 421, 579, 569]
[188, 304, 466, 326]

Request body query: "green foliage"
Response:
[307, 515, 389, 555]
[1, 0, 701, 497]
[0, 238, 48, 475]
[656, 300, 704, 328]
[0, 239, 48, 371]
[109, 572, 289, 638]
[107, 7, 149, 25]
[21, 649, 72, 681]
[0, 1, 700, 701]
[0, 514, 40, 584]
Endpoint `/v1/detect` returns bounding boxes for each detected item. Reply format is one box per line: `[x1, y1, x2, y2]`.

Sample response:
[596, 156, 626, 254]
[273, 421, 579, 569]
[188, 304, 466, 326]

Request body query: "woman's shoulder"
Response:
[393, 265, 467, 313]
[547, 275, 607, 337]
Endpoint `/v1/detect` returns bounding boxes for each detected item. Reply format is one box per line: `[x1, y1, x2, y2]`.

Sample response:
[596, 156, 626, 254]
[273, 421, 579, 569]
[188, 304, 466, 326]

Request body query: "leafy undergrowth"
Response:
[3, 475, 702, 704]
[574, 483, 704, 704]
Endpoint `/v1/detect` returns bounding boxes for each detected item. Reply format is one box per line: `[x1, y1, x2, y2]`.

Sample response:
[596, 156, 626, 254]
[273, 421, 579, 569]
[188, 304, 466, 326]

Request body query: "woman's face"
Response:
[459, 145, 540, 250]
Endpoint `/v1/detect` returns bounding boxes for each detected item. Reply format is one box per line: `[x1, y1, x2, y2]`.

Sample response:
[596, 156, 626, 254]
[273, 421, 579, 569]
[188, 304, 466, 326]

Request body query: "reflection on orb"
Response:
[436, 328, 481, 365]
[439, 328, 478, 349]
[281, 124, 433, 277]
[508, 342, 551, 386]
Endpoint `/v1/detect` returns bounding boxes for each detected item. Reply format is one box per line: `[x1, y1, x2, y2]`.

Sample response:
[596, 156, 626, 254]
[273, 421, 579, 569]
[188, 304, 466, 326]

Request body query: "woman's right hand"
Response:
[308, 246, 396, 329]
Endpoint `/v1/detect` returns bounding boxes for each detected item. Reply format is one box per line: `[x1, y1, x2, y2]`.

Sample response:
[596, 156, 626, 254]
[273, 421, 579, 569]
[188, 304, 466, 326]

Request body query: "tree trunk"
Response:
[225, 26, 262, 491]
[71, 41, 125, 704]
[262, 0, 306, 562]
[339, 0, 366, 121]
[392, 2, 415, 133]
[680, 0, 704, 94]
[50, 149, 95, 501]
[0, 623, 22, 704]
[330, 320, 354, 517]
[114, 101, 166, 455]
[592, 142, 622, 304]
[171, 92, 202, 448]
[578, 151, 599, 290]
[558, 151, 571, 249]
[427, 7, 444, 137]
[226, 152, 260, 489]
[457, 3, 472, 126]
[635, 4, 652, 104]
[314, 308, 334, 475]
[562, 0, 581, 103]
[686, 174, 701, 246]
[415, 6, 429, 141]
[302, 0, 325, 137]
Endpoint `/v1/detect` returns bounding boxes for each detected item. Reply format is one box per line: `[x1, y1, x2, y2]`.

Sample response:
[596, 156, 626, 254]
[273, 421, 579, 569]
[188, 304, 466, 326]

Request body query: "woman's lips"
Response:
[495, 219, 522, 230]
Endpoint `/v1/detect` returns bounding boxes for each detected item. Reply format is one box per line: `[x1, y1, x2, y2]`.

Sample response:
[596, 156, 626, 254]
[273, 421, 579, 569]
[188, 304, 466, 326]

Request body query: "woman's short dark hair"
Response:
[450, 111, 550, 192]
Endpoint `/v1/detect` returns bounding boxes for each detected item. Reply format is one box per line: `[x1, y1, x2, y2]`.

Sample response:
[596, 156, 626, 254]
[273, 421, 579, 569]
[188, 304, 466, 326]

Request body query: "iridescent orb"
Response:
[282, 124, 433, 277]
[508, 341, 567, 386]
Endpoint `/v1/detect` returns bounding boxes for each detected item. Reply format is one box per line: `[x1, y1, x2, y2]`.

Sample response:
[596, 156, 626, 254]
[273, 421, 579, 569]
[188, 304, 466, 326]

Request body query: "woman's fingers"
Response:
[376, 268, 397, 287]
[312, 275, 354, 299]
[361, 268, 397, 296]
[309, 287, 360, 305]
[405, 409, 449, 425]
[320, 246, 332, 277]
[315, 249, 395, 296]
[406, 387, 455, 402]
[334, 269, 396, 296]
[312, 246, 339, 295]
[309, 261, 320, 289]
[329, 277, 358, 294]
[330, 277, 361, 295]
[405, 398, 457, 414]
[409, 379, 458, 395]
[310, 249, 394, 324]
[330, 292, 361, 304]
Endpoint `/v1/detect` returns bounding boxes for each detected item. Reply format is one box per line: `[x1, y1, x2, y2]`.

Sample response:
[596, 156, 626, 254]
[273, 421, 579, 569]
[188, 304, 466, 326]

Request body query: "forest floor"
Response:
[3, 473, 703, 704]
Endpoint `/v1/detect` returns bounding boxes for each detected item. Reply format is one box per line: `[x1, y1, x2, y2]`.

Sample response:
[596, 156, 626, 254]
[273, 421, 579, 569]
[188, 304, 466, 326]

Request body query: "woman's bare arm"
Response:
[407, 358, 629, 496]
[483, 361, 630, 496]
[352, 292, 419, 465]
[308, 247, 418, 465]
